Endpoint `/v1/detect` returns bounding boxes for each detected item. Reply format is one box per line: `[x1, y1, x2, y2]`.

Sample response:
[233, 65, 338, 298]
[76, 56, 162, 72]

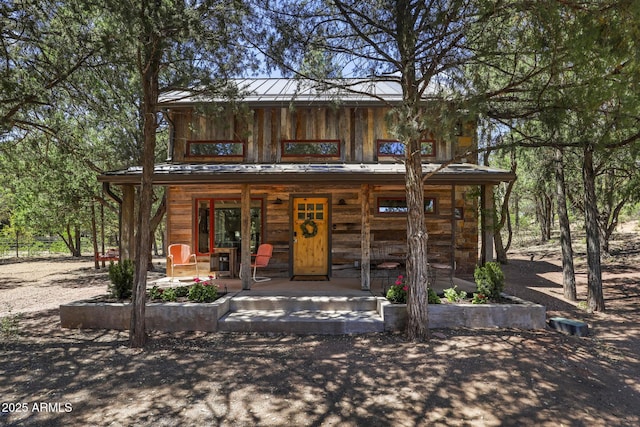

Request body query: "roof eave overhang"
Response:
[98, 170, 516, 186]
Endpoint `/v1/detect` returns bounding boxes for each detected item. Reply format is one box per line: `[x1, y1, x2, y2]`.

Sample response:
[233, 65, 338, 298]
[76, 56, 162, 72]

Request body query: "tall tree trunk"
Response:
[74, 225, 81, 257]
[514, 194, 520, 229]
[494, 152, 517, 264]
[598, 198, 627, 255]
[535, 193, 552, 242]
[395, 0, 429, 341]
[91, 203, 99, 269]
[405, 132, 429, 341]
[554, 148, 576, 301]
[583, 144, 605, 311]
[101, 203, 106, 268]
[130, 9, 162, 348]
[148, 190, 167, 270]
[494, 226, 506, 264]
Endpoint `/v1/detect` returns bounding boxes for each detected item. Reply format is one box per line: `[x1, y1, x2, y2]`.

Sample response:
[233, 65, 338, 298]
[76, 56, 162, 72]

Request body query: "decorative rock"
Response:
[548, 317, 589, 337]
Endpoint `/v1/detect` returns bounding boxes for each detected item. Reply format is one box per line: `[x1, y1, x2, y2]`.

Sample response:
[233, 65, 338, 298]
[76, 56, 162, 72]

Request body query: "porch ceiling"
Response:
[98, 162, 515, 186]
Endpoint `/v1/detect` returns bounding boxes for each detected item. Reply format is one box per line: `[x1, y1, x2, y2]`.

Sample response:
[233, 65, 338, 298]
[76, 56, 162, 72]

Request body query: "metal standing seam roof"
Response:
[98, 162, 516, 185]
[158, 78, 436, 106]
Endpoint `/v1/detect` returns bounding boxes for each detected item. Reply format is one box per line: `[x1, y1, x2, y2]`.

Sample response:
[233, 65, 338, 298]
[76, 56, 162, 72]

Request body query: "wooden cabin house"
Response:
[99, 79, 515, 289]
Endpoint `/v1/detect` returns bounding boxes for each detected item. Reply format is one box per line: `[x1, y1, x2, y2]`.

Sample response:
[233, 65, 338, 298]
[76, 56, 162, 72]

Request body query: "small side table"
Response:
[210, 248, 237, 278]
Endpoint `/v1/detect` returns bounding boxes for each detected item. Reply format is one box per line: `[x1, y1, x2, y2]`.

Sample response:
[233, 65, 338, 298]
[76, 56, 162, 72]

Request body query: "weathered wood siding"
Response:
[166, 183, 478, 275]
[168, 106, 476, 164]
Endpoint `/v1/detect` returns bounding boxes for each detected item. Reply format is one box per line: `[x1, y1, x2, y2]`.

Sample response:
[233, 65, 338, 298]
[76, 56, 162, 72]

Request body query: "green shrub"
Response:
[474, 262, 504, 300]
[428, 288, 441, 304]
[161, 287, 177, 302]
[108, 259, 134, 300]
[471, 293, 489, 304]
[174, 286, 189, 298]
[188, 281, 218, 303]
[148, 285, 164, 300]
[443, 286, 467, 302]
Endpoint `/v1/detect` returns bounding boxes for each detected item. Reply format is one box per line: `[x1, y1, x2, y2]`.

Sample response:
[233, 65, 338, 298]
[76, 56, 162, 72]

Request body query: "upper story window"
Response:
[281, 139, 340, 158]
[376, 196, 436, 215]
[186, 140, 244, 158]
[377, 139, 436, 159]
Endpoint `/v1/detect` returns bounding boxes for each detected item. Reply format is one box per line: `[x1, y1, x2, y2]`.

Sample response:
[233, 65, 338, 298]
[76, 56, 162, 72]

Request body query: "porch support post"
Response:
[121, 184, 135, 261]
[240, 183, 251, 290]
[480, 184, 495, 264]
[451, 184, 456, 271]
[360, 184, 371, 290]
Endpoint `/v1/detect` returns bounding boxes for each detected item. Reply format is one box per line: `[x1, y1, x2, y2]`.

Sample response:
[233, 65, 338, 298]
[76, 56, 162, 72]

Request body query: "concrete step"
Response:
[229, 295, 378, 312]
[218, 309, 384, 334]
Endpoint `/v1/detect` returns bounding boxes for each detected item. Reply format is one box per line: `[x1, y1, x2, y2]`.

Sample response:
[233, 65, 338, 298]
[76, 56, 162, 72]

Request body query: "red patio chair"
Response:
[167, 244, 198, 279]
[240, 243, 273, 282]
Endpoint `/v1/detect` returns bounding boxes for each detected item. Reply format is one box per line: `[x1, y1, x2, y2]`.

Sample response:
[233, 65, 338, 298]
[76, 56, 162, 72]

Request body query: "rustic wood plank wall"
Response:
[169, 105, 475, 163]
[166, 183, 479, 274]
[164, 103, 480, 274]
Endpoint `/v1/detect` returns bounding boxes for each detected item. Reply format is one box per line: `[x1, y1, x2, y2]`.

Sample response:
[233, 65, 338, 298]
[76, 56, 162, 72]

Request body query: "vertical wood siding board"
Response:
[317, 108, 324, 139]
[263, 108, 271, 162]
[382, 107, 390, 139]
[307, 108, 314, 138]
[260, 108, 278, 162]
[365, 108, 374, 162]
[177, 110, 190, 161]
[247, 109, 256, 163]
[290, 108, 298, 139]
[234, 109, 240, 140]
[338, 107, 348, 161]
[325, 108, 333, 139]
[274, 108, 283, 162]
[354, 109, 363, 162]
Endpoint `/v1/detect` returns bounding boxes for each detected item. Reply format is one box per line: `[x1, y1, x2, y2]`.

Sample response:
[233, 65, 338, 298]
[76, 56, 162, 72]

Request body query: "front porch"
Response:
[158, 271, 478, 297]
[60, 271, 546, 333]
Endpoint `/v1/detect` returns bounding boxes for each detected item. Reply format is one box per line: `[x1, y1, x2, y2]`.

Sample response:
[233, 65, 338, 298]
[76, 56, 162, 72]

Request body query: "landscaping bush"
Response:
[474, 262, 504, 300]
[428, 288, 441, 304]
[161, 287, 177, 302]
[386, 275, 407, 304]
[108, 259, 134, 300]
[443, 286, 467, 302]
[386, 275, 441, 304]
[174, 286, 190, 298]
[148, 285, 164, 300]
[471, 292, 489, 304]
[188, 280, 218, 303]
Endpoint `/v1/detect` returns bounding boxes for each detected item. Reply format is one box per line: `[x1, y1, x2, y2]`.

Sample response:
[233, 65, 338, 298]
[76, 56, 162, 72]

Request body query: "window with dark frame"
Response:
[281, 139, 340, 157]
[186, 140, 244, 157]
[376, 197, 436, 215]
[376, 139, 436, 158]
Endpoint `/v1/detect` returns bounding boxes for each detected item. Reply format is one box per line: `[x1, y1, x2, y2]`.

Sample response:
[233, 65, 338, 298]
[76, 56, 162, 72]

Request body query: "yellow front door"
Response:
[292, 197, 329, 276]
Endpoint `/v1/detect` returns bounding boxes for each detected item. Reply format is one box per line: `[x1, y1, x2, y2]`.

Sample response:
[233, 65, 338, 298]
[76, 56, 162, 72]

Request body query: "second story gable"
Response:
[160, 79, 477, 165]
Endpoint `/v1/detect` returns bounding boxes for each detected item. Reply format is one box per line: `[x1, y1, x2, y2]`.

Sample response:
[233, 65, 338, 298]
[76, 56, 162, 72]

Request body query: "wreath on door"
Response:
[300, 218, 318, 238]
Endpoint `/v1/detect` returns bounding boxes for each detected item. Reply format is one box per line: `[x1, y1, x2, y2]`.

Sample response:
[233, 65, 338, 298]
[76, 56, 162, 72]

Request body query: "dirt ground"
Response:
[1, 223, 639, 426]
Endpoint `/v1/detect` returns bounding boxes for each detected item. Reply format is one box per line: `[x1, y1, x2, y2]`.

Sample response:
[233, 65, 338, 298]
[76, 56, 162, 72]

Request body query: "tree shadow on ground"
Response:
[502, 258, 578, 312]
[1, 310, 638, 426]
